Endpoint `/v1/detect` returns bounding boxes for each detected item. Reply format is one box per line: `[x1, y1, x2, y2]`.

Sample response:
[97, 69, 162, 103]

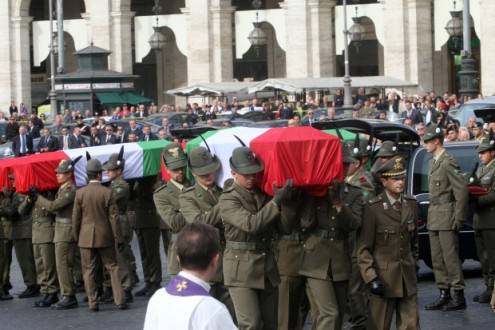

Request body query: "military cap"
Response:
[352, 139, 372, 159]
[162, 143, 187, 170]
[86, 159, 103, 174]
[229, 146, 264, 175]
[103, 153, 125, 171]
[477, 133, 495, 153]
[56, 159, 75, 174]
[378, 156, 407, 179]
[423, 124, 444, 142]
[376, 140, 397, 158]
[189, 146, 220, 176]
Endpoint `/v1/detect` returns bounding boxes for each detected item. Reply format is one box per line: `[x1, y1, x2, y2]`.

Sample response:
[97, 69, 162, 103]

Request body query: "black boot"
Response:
[134, 283, 150, 297]
[125, 289, 133, 303]
[474, 286, 493, 303]
[443, 290, 467, 311]
[100, 287, 114, 304]
[18, 285, 40, 299]
[3, 282, 12, 294]
[425, 289, 451, 310]
[116, 302, 128, 310]
[34, 293, 58, 308]
[0, 288, 13, 301]
[52, 295, 78, 310]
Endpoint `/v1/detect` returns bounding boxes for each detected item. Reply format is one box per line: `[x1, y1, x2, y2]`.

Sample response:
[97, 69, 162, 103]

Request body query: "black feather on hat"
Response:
[86, 151, 91, 161]
[233, 135, 247, 147]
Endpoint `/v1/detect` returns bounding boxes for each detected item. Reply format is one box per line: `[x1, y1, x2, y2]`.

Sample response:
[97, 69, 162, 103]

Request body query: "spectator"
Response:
[69, 127, 86, 149]
[279, 103, 293, 120]
[401, 100, 423, 125]
[52, 115, 65, 135]
[423, 99, 437, 125]
[124, 120, 142, 142]
[8, 100, 18, 116]
[89, 127, 101, 147]
[415, 122, 426, 139]
[115, 126, 125, 143]
[158, 129, 167, 140]
[12, 125, 33, 156]
[143, 223, 236, 330]
[63, 109, 72, 123]
[445, 125, 459, 142]
[355, 87, 366, 105]
[136, 104, 147, 118]
[38, 128, 59, 152]
[186, 109, 199, 127]
[140, 126, 157, 142]
[458, 127, 470, 141]
[0, 112, 6, 122]
[161, 118, 172, 137]
[101, 125, 117, 145]
[127, 132, 138, 143]
[27, 120, 40, 139]
[334, 89, 344, 107]
[377, 110, 387, 121]
[327, 107, 336, 120]
[6, 116, 19, 141]
[59, 127, 70, 150]
[19, 103, 28, 117]
[403, 118, 413, 127]
[472, 122, 485, 141]
[302, 109, 317, 126]
[288, 118, 300, 127]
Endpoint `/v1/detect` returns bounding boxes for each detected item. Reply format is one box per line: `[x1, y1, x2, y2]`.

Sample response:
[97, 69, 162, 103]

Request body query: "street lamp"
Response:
[49, 0, 57, 119]
[348, 7, 366, 53]
[248, 0, 267, 57]
[458, 0, 478, 98]
[342, 0, 353, 108]
[149, 0, 167, 106]
[445, 1, 463, 51]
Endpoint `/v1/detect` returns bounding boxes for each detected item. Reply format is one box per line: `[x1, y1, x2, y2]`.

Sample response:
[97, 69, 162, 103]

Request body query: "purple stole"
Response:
[165, 275, 210, 297]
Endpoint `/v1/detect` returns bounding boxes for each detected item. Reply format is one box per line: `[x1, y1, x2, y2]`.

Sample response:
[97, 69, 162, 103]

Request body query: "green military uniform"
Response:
[0, 191, 13, 298]
[102, 151, 133, 302]
[72, 159, 126, 311]
[133, 175, 162, 296]
[179, 146, 235, 320]
[423, 124, 469, 311]
[19, 190, 59, 307]
[297, 189, 361, 330]
[357, 156, 420, 330]
[153, 143, 190, 277]
[0, 192, 12, 300]
[37, 159, 79, 309]
[10, 192, 39, 296]
[472, 137, 495, 303]
[219, 146, 294, 330]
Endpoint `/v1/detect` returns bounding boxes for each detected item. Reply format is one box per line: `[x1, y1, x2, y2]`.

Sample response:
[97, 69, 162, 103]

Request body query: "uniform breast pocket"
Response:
[376, 227, 396, 244]
[223, 252, 249, 284]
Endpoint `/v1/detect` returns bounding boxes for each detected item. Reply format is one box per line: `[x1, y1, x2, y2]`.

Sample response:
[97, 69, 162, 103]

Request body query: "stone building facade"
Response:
[1, 0, 493, 111]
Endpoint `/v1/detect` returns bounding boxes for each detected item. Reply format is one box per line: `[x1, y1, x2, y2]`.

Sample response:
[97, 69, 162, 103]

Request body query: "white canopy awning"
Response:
[247, 76, 417, 94]
[166, 82, 256, 97]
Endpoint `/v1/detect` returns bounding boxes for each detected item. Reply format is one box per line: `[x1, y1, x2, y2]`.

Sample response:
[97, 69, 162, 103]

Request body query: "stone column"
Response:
[111, 11, 135, 74]
[0, 0, 13, 112]
[479, 0, 495, 96]
[11, 16, 33, 109]
[283, 0, 336, 78]
[182, 0, 234, 84]
[85, 0, 112, 57]
[383, 0, 433, 92]
[210, 1, 235, 82]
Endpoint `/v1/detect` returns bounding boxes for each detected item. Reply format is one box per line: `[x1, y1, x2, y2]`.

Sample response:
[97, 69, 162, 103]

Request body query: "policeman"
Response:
[4, 174, 39, 299]
[423, 124, 468, 311]
[472, 134, 495, 304]
[357, 156, 420, 330]
[219, 146, 294, 330]
[179, 146, 235, 320]
[19, 188, 59, 307]
[154, 143, 191, 277]
[36, 159, 80, 309]
[133, 174, 162, 297]
[102, 149, 133, 303]
[72, 159, 126, 311]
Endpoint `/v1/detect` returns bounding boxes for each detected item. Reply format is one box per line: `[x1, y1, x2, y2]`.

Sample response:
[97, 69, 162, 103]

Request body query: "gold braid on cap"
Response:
[381, 157, 406, 177]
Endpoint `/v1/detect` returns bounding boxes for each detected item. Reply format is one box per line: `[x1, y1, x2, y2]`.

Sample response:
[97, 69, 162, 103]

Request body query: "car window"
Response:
[412, 145, 478, 195]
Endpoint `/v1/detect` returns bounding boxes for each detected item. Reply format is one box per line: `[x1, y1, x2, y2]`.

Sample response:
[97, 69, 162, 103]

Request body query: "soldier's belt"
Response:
[430, 195, 454, 205]
[316, 229, 345, 240]
[226, 241, 265, 251]
[55, 218, 72, 224]
[279, 233, 301, 241]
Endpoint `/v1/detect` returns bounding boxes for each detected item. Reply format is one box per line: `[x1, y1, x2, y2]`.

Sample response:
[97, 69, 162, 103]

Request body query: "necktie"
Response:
[393, 200, 401, 211]
[146, 135, 149, 142]
[107, 135, 110, 143]
[21, 135, 26, 154]
[64, 136, 68, 149]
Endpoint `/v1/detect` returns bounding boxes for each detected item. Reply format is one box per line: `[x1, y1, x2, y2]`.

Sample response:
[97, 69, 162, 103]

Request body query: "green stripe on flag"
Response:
[138, 140, 171, 177]
[323, 129, 356, 141]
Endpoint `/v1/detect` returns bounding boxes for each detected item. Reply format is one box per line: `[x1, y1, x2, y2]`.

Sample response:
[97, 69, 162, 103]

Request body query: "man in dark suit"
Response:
[9, 101, 18, 117]
[27, 121, 41, 139]
[38, 128, 59, 152]
[59, 127, 71, 150]
[140, 126, 157, 142]
[6, 117, 19, 141]
[12, 125, 33, 156]
[68, 127, 85, 149]
[101, 125, 117, 145]
[124, 120, 142, 142]
[135, 104, 148, 118]
[400, 100, 423, 125]
[89, 127, 101, 147]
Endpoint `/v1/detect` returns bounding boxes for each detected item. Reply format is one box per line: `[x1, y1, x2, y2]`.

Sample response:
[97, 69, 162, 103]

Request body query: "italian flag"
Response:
[185, 126, 351, 196]
[0, 140, 170, 193]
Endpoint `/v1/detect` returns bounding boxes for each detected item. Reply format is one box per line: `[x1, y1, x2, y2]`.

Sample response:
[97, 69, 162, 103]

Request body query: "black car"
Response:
[313, 119, 479, 269]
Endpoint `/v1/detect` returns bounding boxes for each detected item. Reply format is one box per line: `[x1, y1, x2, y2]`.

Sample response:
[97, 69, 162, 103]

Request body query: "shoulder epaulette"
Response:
[183, 186, 195, 193]
[403, 194, 416, 201]
[153, 184, 167, 194]
[368, 195, 382, 205]
[223, 185, 235, 193]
